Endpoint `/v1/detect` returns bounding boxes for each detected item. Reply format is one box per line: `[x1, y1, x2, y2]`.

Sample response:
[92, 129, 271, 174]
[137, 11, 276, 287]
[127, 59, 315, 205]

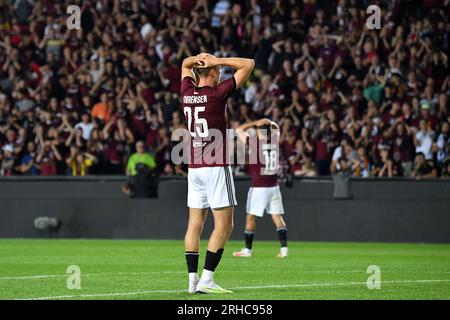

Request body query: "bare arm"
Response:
[421, 168, 437, 178]
[235, 119, 262, 143]
[217, 57, 255, 89]
[235, 118, 278, 143]
[181, 55, 205, 80]
[200, 55, 255, 89]
[51, 144, 62, 161]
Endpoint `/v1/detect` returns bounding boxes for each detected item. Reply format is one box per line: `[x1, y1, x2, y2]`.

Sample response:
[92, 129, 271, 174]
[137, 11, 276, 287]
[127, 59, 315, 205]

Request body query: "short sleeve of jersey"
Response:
[181, 76, 196, 95]
[216, 76, 236, 100]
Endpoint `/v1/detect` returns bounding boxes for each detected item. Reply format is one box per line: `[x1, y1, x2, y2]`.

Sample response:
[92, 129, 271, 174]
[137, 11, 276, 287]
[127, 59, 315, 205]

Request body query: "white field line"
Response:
[2, 270, 449, 281]
[16, 279, 450, 300]
[0, 271, 184, 280]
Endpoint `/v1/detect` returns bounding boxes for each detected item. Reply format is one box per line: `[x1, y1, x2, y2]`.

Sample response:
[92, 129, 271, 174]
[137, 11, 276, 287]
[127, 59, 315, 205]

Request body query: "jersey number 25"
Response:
[184, 107, 209, 138]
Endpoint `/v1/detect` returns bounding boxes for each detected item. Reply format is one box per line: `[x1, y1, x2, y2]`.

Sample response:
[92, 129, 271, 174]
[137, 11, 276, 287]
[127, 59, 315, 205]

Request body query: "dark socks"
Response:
[277, 227, 288, 247]
[204, 249, 224, 272]
[185, 251, 199, 273]
[244, 230, 255, 249]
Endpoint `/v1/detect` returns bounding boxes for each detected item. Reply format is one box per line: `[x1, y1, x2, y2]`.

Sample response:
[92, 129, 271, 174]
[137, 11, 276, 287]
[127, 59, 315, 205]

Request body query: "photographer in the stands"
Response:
[123, 141, 158, 198]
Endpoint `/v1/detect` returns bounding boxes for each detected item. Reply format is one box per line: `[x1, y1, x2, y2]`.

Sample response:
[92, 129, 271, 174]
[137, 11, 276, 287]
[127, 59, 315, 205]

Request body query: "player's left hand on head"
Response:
[196, 53, 218, 68]
[193, 56, 206, 68]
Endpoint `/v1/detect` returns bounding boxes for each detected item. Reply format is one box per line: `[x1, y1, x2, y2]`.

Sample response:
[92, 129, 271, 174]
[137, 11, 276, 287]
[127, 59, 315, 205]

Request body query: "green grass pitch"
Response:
[0, 239, 449, 300]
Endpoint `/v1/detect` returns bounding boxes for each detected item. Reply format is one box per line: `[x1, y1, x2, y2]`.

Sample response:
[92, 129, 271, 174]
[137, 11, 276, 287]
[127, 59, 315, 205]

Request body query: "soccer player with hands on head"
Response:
[233, 118, 289, 258]
[180, 52, 255, 294]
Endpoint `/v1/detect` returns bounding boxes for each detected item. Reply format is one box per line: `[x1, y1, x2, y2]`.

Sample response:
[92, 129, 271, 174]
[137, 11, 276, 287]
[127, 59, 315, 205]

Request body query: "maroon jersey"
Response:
[248, 138, 279, 187]
[181, 76, 236, 168]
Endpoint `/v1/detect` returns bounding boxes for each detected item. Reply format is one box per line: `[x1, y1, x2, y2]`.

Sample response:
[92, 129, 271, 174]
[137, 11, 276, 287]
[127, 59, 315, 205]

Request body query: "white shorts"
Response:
[187, 166, 237, 209]
[246, 186, 285, 217]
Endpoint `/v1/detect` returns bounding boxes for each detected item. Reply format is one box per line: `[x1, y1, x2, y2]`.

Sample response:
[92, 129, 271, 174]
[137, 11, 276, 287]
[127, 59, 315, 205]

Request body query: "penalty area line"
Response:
[17, 279, 450, 300]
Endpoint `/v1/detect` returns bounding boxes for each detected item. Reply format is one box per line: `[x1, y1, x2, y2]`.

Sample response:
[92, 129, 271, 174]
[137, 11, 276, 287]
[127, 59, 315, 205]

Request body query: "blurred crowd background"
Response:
[0, 0, 449, 178]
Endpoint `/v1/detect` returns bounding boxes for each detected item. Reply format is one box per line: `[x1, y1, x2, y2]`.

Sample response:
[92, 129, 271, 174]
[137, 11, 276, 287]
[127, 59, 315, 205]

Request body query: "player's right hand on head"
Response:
[270, 121, 280, 129]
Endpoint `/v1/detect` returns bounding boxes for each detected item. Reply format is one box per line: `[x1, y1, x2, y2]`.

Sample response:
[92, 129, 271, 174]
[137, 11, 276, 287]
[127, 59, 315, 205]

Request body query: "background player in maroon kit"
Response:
[233, 118, 288, 258]
[180, 53, 255, 293]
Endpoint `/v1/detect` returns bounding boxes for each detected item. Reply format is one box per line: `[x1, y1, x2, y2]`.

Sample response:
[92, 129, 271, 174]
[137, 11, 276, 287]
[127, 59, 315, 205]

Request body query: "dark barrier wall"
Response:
[0, 176, 449, 243]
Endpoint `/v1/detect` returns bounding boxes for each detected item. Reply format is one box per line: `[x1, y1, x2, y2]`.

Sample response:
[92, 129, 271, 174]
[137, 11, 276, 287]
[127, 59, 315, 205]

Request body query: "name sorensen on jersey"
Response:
[183, 95, 208, 104]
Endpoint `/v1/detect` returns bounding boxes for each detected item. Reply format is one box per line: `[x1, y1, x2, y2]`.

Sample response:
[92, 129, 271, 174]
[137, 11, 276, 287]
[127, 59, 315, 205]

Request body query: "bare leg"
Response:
[207, 206, 234, 252]
[271, 214, 286, 229]
[185, 208, 208, 252]
[245, 213, 257, 231]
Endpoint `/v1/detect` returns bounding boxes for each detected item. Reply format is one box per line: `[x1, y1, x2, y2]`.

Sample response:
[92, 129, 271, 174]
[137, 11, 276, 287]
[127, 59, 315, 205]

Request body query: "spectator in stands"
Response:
[296, 155, 317, 177]
[331, 157, 356, 175]
[391, 121, 414, 176]
[0, 144, 15, 176]
[411, 152, 437, 179]
[434, 121, 449, 166]
[0, 0, 448, 179]
[126, 141, 157, 177]
[19, 141, 40, 175]
[372, 144, 395, 178]
[65, 145, 97, 176]
[74, 113, 94, 141]
[441, 160, 450, 179]
[123, 140, 157, 195]
[91, 93, 112, 125]
[354, 145, 371, 178]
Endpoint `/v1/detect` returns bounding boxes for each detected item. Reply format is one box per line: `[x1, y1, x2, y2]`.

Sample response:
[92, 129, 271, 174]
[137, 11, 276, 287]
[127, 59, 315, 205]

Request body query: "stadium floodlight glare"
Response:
[34, 217, 61, 231]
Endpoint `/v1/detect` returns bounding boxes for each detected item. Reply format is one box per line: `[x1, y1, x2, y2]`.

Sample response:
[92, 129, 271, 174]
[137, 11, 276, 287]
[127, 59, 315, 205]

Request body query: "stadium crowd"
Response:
[0, 0, 449, 178]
